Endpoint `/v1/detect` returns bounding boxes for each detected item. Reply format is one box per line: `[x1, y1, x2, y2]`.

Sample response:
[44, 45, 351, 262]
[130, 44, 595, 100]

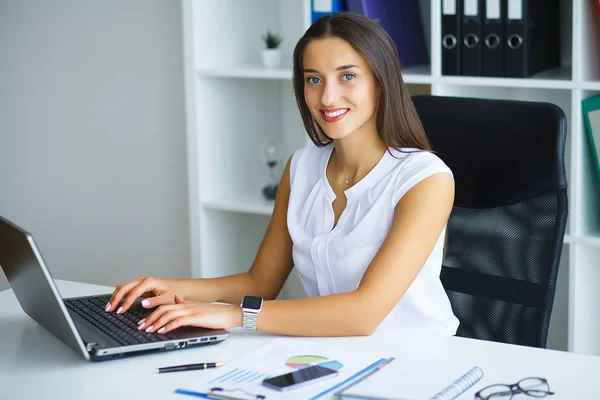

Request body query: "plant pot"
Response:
[261, 49, 282, 69]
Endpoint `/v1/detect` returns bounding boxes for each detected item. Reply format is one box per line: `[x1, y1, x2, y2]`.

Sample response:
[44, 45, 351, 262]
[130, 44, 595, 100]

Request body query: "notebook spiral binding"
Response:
[431, 366, 484, 400]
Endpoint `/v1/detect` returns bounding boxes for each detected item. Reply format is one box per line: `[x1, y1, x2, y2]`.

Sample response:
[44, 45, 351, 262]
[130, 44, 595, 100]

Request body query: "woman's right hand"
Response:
[105, 276, 184, 314]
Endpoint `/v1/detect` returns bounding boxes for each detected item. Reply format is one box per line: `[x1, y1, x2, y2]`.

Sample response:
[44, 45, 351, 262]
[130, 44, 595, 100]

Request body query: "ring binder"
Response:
[482, 0, 505, 77]
[460, 0, 483, 76]
[311, 0, 346, 23]
[441, 0, 462, 75]
[581, 95, 600, 186]
[504, 0, 560, 78]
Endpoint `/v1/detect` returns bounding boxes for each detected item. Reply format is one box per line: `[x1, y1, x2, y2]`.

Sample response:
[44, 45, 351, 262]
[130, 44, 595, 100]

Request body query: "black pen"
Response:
[155, 362, 226, 374]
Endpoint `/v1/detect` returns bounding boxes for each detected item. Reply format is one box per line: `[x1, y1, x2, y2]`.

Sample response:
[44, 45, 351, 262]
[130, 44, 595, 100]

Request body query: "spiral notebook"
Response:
[334, 357, 483, 400]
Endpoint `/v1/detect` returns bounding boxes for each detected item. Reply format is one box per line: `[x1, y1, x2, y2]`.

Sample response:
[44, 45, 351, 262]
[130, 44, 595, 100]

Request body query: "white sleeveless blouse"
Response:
[287, 141, 459, 335]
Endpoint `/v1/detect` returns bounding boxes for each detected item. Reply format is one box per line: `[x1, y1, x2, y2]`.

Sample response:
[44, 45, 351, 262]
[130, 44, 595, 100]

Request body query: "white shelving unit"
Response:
[182, 0, 600, 356]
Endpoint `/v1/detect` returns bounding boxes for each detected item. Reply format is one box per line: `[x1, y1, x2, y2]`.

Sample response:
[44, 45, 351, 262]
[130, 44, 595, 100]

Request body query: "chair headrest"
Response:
[412, 95, 568, 207]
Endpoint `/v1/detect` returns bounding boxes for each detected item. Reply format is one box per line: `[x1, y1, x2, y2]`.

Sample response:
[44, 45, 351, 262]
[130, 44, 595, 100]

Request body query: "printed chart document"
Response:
[175, 337, 388, 400]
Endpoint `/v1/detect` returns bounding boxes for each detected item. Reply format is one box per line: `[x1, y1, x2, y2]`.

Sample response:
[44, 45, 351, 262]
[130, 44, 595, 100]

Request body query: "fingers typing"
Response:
[139, 303, 195, 333]
[118, 277, 159, 313]
[107, 277, 144, 312]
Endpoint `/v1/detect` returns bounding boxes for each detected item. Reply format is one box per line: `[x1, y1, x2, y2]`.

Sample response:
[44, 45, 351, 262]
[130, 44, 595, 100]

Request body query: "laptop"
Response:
[0, 215, 229, 361]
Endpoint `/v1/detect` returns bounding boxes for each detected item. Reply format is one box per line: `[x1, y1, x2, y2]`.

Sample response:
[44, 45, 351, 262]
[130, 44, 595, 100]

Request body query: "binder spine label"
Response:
[443, 0, 457, 15]
[464, 0, 479, 16]
[313, 0, 333, 12]
[486, 0, 501, 19]
[507, 0, 523, 20]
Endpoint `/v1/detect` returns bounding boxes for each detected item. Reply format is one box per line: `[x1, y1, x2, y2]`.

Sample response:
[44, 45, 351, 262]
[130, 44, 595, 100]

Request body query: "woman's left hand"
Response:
[138, 295, 242, 334]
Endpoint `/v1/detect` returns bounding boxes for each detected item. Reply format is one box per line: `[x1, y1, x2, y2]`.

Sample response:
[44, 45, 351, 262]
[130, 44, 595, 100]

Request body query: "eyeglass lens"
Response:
[478, 384, 516, 399]
[517, 378, 550, 397]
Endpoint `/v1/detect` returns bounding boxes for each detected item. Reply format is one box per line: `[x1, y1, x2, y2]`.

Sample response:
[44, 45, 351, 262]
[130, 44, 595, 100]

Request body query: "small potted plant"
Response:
[261, 30, 283, 69]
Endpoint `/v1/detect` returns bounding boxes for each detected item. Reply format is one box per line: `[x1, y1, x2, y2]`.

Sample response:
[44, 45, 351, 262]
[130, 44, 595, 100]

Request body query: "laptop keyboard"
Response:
[65, 295, 176, 346]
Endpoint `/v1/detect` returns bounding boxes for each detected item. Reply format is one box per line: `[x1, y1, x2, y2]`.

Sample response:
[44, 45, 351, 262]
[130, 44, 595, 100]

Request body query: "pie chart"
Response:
[285, 355, 344, 370]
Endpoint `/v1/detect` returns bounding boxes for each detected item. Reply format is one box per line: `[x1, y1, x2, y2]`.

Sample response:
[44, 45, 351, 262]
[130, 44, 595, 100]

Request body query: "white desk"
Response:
[1, 280, 600, 400]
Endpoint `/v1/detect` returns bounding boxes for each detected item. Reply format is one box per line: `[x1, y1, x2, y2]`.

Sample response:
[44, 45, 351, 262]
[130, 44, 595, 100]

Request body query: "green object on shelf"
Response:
[582, 95, 600, 186]
[262, 30, 282, 49]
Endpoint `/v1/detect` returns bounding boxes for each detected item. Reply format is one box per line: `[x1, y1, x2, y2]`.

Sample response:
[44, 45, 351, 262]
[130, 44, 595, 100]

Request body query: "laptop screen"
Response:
[0, 216, 88, 358]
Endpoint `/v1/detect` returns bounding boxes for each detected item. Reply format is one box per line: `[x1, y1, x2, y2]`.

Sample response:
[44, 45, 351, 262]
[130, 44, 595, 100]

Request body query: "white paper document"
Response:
[175, 337, 387, 400]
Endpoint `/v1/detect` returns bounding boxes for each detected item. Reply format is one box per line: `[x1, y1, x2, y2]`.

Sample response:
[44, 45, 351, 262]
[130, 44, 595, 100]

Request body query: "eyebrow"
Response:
[303, 64, 360, 73]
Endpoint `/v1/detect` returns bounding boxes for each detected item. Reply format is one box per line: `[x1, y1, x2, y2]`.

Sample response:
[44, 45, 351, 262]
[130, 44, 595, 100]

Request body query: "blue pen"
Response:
[309, 357, 393, 400]
[174, 389, 212, 399]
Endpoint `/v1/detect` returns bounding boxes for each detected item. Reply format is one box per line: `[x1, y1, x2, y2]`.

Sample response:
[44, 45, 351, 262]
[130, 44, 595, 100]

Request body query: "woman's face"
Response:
[302, 36, 378, 141]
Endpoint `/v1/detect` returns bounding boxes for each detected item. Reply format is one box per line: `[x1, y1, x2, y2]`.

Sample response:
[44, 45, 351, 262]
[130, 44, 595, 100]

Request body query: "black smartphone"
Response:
[261, 365, 339, 391]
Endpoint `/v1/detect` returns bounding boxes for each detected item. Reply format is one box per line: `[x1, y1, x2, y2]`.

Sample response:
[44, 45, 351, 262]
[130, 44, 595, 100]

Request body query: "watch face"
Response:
[242, 295, 263, 309]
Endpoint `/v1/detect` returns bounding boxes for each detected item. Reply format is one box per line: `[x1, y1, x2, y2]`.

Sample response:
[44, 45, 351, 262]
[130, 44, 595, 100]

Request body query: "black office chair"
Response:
[412, 95, 568, 348]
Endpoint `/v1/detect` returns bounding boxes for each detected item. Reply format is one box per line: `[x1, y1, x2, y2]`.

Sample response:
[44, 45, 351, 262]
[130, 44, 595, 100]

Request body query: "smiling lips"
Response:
[321, 108, 349, 123]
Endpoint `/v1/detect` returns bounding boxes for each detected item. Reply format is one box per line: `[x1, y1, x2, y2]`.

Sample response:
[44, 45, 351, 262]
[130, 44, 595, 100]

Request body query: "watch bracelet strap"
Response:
[243, 311, 259, 331]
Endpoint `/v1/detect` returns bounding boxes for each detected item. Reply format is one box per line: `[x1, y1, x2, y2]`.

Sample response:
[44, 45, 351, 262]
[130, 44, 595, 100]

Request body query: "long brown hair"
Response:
[292, 12, 431, 151]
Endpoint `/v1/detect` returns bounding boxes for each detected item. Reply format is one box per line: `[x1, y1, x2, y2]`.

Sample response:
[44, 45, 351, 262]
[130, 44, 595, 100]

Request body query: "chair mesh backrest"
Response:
[443, 191, 567, 347]
[412, 95, 568, 348]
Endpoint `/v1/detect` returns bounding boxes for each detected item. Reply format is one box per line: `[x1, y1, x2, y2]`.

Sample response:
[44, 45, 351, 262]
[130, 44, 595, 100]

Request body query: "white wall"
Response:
[0, 0, 190, 292]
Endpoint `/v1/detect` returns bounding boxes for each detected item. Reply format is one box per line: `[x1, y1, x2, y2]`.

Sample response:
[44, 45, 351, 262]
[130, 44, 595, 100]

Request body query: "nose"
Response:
[320, 80, 341, 107]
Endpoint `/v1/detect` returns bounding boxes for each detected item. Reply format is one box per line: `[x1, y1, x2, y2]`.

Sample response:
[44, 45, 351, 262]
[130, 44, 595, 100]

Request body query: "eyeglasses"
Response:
[475, 377, 554, 399]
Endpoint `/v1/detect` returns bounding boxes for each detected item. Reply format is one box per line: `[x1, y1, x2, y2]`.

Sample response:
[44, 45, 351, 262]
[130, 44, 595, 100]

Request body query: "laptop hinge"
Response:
[86, 342, 97, 353]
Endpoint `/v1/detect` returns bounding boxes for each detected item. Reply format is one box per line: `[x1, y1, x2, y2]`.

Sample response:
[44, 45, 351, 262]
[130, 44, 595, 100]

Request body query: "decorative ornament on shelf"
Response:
[260, 140, 281, 200]
[261, 30, 283, 69]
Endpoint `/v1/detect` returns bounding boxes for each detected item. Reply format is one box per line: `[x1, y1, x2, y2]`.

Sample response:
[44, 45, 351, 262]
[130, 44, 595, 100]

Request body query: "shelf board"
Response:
[564, 234, 573, 244]
[581, 80, 600, 91]
[574, 232, 600, 247]
[202, 193, 589, 247]
[198, 65, 292, 80]
[201, 195, 596, 245]
[202, 191, 274, 215]
[198, 64, 600, 91]
[437, 67, 573, 89]
[401, 65, 432, 84]
[197, 64, 432, 84]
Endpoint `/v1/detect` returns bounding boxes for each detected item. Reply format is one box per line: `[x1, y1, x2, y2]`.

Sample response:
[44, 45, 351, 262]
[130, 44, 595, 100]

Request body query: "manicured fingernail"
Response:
[145, 325, 153, 332]
[116, 307, 123, 314]
[105, 302, 111, 312]
[157, 327, 165, 333]
[141, 299, 150, 307]
[137, 318, 145, 326]
[138, 322, 145, 330]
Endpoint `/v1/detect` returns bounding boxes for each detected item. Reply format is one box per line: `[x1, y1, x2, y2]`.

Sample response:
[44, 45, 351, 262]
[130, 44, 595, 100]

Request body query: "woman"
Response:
[106, 12, 459, 337]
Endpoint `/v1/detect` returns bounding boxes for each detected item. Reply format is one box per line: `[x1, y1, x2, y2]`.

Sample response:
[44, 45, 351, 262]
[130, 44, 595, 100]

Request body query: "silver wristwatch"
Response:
[240, 295, 263, 331]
